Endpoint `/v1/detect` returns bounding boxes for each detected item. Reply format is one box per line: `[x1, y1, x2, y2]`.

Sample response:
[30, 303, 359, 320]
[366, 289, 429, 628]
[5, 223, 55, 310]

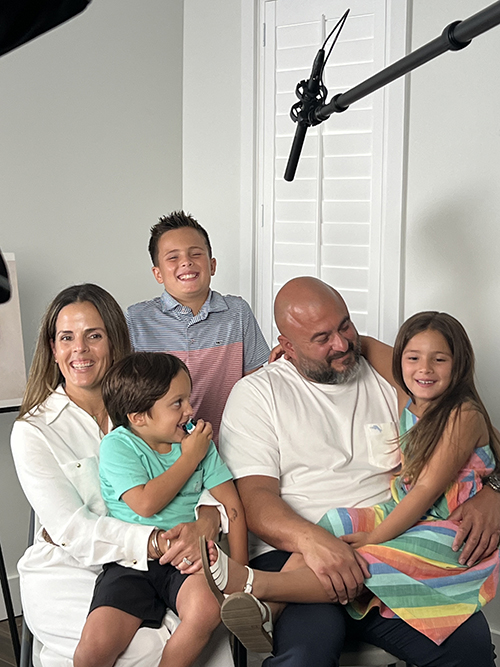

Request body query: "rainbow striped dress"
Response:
[317, 405, 499, 644]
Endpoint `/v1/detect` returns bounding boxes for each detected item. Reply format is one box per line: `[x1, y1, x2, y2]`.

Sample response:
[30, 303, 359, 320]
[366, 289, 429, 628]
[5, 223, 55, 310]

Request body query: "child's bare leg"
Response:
[206, 540, 331, 604]
[280, 551, 306, 572]
[269, 551, 307, 619]
[159, 573, 220, 667]
[73, 607, 142, 667]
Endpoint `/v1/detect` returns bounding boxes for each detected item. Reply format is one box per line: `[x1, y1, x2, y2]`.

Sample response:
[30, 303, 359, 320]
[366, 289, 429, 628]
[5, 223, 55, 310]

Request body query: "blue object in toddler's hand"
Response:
[183, 419, 197, 434]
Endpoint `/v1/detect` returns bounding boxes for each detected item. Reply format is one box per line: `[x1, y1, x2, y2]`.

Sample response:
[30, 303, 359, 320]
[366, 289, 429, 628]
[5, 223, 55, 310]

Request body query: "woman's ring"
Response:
[182, 557, 193, 566]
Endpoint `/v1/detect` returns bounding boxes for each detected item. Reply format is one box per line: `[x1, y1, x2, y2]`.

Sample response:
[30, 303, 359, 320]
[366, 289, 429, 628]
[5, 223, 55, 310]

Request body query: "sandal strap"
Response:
[243, 566, 254, 594]
[210, 543, 228, 591]
[259, 600, 273, 636]
[252, 595, 273, 634]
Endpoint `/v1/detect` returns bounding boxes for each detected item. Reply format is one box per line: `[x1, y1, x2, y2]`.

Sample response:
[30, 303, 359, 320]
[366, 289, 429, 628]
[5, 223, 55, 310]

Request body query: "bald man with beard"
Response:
[219, 277, 498, 667]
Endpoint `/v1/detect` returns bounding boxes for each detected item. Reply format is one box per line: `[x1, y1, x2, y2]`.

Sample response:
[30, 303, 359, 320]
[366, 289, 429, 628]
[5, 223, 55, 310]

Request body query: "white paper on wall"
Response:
[0, 253, 26, 409]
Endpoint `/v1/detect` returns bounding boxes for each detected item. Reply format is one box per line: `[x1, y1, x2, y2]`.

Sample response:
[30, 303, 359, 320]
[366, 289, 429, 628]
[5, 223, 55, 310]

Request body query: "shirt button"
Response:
[76, 463, 81, 468]
[132, 559, 137, 565]
[61, 543, 66, 547]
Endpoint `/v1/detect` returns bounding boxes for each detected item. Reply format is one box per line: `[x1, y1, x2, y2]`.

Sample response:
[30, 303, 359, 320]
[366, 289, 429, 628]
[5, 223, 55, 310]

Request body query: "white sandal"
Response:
[199, 536, 273, 652]
[200, 535, 228, 604]
[221, 590, 273, 653]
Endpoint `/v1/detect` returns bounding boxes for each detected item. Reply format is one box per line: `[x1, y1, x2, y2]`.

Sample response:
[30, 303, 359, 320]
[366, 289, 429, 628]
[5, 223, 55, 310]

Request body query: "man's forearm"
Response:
[237, 475, 369, 603]
[238, 481, 317, 554]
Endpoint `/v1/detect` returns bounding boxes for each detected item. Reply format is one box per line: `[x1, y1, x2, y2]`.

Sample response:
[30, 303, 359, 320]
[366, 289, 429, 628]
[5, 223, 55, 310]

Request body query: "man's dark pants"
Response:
[251, 551, 496, 667]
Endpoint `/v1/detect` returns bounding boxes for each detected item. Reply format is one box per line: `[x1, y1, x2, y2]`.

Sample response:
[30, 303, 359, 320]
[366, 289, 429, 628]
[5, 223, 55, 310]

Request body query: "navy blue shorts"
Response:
[89, 560, 188, 628]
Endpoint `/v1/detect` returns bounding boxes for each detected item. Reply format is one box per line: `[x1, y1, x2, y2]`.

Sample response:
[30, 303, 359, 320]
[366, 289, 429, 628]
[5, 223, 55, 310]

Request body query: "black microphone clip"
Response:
[290, 49, 327, 128]
[284, 49, 327, 182]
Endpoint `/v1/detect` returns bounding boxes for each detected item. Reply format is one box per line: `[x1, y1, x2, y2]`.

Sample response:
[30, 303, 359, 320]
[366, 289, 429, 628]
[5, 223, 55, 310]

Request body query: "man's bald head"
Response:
[274, 277, 347, 338]
[274, 277, 360, 384]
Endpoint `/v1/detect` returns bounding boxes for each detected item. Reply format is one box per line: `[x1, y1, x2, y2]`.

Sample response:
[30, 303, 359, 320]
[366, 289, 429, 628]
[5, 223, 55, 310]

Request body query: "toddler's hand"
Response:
[341, 531, 371, 549]
[181, 419, 212, 463]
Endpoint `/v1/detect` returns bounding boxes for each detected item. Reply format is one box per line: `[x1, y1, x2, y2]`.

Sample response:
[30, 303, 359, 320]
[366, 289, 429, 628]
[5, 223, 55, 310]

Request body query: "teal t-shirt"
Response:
[99, 426, 233, 530]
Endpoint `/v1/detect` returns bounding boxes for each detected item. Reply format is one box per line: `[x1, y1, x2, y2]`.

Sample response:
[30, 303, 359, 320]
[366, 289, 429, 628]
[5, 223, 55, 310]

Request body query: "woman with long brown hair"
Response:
[11, 283, 231, 667]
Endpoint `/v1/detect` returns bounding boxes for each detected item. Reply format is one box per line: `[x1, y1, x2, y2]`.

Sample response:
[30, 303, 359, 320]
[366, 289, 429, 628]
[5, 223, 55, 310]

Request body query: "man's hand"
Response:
[159, 506, 220, 573]
[299, 528, 370, 605]
[237, 475, 370, 604]
[340, 531, 371, 549]
[449, 486, 500, 566]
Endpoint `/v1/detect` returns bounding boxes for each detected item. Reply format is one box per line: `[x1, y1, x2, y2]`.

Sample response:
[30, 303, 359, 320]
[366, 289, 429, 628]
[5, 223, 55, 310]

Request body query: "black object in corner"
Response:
[0, 0, 91, 57]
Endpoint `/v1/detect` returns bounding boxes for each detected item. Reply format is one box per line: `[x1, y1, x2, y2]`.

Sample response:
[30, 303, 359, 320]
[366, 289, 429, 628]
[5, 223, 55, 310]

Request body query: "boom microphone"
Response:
[283, 49, 325, 183]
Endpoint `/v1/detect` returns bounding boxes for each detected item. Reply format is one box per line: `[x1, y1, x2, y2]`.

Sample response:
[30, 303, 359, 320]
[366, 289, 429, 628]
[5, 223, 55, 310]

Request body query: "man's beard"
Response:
[299, 339, 362, 385]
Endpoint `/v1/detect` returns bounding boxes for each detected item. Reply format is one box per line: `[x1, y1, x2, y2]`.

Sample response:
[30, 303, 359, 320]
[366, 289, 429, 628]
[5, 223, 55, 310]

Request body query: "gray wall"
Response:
[406, 0, 500, 637]
[182, 0, 245, 299]
[406, 0, 500, 426]
[0, 0, 183, 614]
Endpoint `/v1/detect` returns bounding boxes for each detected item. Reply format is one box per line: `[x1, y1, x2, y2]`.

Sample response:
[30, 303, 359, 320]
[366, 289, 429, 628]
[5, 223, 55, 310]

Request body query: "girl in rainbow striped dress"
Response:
[317, 310, 500, 644]
[202, 311, 500, 650]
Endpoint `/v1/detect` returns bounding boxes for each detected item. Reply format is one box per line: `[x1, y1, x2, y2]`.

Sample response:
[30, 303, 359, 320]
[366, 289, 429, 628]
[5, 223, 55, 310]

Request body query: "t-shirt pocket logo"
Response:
[179, 469, 203, 495]
[364, 421, 400, 470]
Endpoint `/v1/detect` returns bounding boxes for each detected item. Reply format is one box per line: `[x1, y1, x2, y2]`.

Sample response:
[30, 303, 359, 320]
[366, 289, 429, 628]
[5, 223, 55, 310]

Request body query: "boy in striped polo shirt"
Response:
[126, 211, 270, 445]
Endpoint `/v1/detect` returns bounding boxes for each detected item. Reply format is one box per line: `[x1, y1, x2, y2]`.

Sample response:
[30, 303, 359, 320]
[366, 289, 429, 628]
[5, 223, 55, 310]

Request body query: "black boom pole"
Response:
[284, 1, 500, 182]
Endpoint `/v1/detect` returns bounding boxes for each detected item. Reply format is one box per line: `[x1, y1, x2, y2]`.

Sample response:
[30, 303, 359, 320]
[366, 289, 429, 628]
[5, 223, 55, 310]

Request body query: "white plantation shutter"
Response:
[256, 0, 407, 345]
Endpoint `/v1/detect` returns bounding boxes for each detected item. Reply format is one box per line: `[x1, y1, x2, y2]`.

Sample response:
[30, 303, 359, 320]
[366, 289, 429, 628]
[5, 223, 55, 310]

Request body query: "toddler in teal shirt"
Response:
[74, 352, 247, 667]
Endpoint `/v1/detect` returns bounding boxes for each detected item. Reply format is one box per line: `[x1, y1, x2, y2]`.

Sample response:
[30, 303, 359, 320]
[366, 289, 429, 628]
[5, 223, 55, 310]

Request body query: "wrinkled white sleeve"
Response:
[219, 375, 280, 481]
[195, 489, 229, 534]
[11, 420, 152, 570]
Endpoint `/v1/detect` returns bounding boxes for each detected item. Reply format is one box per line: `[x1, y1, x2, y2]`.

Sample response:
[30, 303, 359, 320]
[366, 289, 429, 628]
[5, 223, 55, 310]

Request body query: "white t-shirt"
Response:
[219, 357, 400, 559]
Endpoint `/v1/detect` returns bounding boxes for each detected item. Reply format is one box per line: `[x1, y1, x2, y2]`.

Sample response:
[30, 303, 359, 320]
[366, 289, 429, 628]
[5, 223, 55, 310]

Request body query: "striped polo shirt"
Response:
[126, 290, 270, 444]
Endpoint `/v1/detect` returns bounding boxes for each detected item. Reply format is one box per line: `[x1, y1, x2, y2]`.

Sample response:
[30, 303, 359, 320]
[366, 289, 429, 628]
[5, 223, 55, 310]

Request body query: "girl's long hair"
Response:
[392, 311, 500, 482]
[19, 283, 131, 418]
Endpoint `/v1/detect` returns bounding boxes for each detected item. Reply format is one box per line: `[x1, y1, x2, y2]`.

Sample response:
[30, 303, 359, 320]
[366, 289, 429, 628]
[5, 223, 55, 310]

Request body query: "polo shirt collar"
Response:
[160, 290, 229, 317]
[206, 290, 229, 314]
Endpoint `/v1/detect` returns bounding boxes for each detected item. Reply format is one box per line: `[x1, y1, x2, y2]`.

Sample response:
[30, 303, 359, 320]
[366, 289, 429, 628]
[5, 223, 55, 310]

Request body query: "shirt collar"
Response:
[37, 386, 72, 424]
[160, 289, 228, 317]
[38, 386, 112, 431]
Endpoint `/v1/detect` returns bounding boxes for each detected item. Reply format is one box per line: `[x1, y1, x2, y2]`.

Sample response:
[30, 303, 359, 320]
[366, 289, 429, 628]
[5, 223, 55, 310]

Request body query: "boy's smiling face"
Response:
[130, 369, 193, 451]
[152, 227, 216, 315]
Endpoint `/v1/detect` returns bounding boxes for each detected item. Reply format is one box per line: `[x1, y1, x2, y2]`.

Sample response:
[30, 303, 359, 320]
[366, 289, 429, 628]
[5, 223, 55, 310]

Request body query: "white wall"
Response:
[406, 0, 500, 423]
[182, 0, 248, 300]
[0, 0, 183, 616]
[405, 0, 500, 637]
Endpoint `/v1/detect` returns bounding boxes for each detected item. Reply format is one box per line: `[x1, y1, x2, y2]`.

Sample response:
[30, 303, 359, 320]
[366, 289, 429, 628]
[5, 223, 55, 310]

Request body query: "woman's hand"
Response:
[159, 506, 220, 573]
